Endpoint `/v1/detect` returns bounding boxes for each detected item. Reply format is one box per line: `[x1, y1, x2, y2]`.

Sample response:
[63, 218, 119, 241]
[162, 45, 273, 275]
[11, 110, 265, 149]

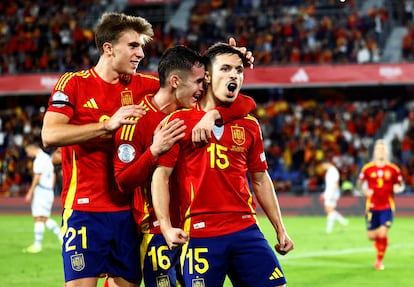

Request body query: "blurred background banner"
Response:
[3, 63, 414, 95]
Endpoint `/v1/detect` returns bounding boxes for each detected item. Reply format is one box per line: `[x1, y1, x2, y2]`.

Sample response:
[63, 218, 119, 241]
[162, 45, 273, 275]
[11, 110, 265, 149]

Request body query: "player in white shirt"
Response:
[23, 142, 62, 253]
[320, 161, 348, 233]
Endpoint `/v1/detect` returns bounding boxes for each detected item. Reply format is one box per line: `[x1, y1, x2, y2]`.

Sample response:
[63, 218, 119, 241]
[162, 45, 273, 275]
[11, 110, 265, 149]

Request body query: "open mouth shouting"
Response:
[227, 82, 238, 97]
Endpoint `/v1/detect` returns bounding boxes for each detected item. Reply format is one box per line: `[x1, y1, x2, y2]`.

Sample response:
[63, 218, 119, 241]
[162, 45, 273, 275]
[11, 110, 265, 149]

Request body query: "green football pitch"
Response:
[1, 214, 412, 287]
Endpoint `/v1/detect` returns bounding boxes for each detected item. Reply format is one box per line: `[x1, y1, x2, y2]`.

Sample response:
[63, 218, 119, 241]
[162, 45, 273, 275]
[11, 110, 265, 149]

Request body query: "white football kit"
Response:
[31, 150, 55, 217]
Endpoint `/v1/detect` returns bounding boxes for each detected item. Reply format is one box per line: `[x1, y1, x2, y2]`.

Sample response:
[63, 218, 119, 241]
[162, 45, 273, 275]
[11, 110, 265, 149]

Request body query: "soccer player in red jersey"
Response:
[41, 13, 157, 287]
[42, 9, 255, 286]
[151, 43, 294, 287]
[356, 139, 404, 270]
[114, 45, 255, 287]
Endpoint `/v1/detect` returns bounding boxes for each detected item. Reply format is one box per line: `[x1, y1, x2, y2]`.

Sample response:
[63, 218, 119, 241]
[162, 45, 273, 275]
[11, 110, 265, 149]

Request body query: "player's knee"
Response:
[367, 231, 376, 240]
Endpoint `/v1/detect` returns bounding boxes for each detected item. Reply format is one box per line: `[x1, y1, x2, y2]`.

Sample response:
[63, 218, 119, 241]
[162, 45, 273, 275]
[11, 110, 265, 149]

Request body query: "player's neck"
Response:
[200, 91, 218, 111]
[152, 90, 177, 114]
[94, 59, 121, 84]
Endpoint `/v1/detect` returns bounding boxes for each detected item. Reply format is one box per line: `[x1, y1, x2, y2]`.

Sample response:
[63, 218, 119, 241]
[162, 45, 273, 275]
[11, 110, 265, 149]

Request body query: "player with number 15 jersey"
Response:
[159, 106, 266, 237]
[152, 43, 293, 287]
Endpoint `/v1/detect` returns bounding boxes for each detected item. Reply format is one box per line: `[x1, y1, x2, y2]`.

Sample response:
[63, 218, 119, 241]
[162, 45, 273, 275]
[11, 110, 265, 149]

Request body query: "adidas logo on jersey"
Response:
[83, 98, 98, 109]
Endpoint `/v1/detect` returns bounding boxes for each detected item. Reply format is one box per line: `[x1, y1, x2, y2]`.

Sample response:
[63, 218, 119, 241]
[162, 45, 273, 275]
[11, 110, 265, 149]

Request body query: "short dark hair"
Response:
[203, 42, 244, 67]
[157, 45, 204, 87]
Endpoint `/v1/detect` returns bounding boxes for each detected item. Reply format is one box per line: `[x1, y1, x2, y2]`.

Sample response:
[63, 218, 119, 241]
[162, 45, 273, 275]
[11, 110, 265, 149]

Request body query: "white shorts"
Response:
[324, 191, 340, 208]
[32, 186, 54, 217]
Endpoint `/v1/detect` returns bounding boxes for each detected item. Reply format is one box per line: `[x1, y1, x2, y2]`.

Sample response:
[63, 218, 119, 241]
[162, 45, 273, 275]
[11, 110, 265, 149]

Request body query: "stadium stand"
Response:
[0, 0, 393, 74]
[1, 0, 414, 197]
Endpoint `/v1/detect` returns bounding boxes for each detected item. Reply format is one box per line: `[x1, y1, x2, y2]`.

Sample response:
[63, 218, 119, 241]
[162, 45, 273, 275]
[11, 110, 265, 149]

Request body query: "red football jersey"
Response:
[47, 68, 159, 212]
[114, 95, 171, 233]
[114, 94, 257, 233]
[158, 105, 268, 237]
[358, 162, 402, 211]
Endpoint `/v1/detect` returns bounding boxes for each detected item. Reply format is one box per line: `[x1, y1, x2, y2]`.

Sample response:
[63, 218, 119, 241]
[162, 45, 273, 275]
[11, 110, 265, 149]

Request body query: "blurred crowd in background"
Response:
[2, 0, 414, 196]
[0, 0, 398, 74]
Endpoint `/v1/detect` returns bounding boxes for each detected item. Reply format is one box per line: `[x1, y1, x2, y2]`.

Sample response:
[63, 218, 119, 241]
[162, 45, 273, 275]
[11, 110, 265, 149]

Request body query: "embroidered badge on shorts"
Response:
[192, 278, 205, 287]
[156, 274, 171, 287]
[71, 252, 85, 271]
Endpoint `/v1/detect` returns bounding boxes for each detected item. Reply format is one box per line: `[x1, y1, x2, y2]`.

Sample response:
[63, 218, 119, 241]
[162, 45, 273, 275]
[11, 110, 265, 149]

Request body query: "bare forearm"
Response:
[252, 172, 286, 233]
[152, 166, 189, 249]
[252, 171, 294, 255]
[151, 167, 173, 231]
[42, 105, 145, 147]
[42, 121, 108, 147]
[258, 191, 286, 233]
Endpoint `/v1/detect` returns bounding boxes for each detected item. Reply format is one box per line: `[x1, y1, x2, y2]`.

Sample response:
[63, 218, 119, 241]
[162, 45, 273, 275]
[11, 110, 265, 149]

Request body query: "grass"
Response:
[1, 214, 413, 287]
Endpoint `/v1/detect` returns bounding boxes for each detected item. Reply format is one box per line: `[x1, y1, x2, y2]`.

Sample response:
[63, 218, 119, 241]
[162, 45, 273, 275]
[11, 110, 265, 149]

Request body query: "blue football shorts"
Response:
[366, 208, 393, 230]
[61, 209, 141, 283]
[141, 233, 183, 287]
[180, 223, 287, 287]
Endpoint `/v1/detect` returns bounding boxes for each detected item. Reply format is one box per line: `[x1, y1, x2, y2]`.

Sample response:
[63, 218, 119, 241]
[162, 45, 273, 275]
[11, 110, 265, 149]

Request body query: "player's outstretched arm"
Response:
[191, 110, 220, 145]
[192, 94, 256, 145]
[42, 105, 146, 147]
[250, 170, 294, 256]
[152, 165, 188, 249]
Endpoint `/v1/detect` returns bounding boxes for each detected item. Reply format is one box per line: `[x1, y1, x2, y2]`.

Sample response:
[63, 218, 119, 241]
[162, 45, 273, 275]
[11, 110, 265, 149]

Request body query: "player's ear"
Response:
[103, 42, 112, 55]
[170, 75, 179, 88]
[204, 71, 211, 84]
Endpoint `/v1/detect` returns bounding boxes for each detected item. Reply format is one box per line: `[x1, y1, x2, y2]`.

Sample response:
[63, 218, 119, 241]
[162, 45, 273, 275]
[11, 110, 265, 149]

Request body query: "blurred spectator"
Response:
[357, 41, 371, 63]
[404, 0, 414, 25]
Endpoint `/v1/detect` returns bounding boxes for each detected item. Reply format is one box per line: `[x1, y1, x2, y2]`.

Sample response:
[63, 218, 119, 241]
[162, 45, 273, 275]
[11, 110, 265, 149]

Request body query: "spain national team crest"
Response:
[192, 278, 205, 287]
[71, 252, 85, 271]
[231, 125, 246, 146]
[156, 274, 171, 287]
[121, 90, 134, 106]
